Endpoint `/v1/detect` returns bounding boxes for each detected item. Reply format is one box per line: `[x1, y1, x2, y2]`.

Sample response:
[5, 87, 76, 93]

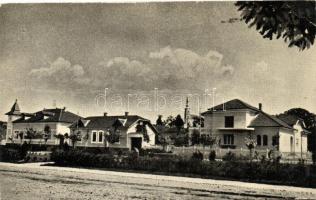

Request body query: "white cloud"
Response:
[29, 57, 90, 86]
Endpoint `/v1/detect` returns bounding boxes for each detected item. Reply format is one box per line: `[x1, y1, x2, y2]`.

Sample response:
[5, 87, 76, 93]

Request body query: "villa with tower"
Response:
[5, 100, 81, 146]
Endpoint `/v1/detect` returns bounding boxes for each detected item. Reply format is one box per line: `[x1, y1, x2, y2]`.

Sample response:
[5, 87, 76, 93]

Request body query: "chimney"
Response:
[103, 112, 107, 117]
[125, 112, 129, 117]
[258, 103, 262, 111]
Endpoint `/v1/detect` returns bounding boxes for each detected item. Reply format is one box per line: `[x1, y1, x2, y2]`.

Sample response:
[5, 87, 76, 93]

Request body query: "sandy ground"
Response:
[0, 162, 316, 200]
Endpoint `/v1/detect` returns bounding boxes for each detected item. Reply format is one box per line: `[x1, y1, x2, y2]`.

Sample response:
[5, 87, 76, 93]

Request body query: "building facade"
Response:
[202, 99, 309, 155]
[5, 100, 81, 145]
[69, 112, 157, 150]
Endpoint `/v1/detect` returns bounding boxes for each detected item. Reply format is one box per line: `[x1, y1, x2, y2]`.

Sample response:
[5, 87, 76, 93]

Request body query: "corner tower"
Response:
[5, 99, 22, 142]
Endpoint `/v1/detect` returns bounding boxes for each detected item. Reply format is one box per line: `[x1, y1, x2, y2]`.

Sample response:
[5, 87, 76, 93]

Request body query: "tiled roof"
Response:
[276, 114, 302, 126]
[13, 108, 81, 124]
[248, 112, 293, 129]
[202, 99, 260, 115]
[70, 115, 148, 129]
[201, 98, 293, 130]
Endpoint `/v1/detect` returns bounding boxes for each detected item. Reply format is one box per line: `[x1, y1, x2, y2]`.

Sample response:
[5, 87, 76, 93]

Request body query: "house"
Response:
[5, 100, 81, 145]
[69, 112, 157, 150]
[201, 99, 309, 154]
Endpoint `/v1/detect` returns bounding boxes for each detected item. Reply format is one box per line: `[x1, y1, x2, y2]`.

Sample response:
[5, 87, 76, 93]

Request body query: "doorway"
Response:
[131, 137, 142, 151]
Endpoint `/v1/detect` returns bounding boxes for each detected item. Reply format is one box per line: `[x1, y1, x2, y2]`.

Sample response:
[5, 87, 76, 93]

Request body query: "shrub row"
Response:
[0, 146, 23, 162]
[51, 149, 316, 187]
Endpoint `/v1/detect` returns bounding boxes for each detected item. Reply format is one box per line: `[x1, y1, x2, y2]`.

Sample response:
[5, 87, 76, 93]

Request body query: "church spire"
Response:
[184, 97, 190, 128]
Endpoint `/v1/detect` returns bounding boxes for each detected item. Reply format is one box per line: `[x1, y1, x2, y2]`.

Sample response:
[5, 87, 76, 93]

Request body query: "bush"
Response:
[312, 151, 316, 165]
[191, 151, 203, 161]
[50, 148, 316, 188]
[174, 134, 189, 147]
[222, 151, 236, 161]
[0, 147, 23, 162]
[209, 150, 216, 161]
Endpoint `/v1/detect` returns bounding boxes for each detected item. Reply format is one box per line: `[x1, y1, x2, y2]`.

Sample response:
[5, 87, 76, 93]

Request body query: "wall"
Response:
[204, 109, 256, 130]
[253, 127, 280, 150]
[75, 121, 156, 150]
[292, 122, 308, 153]
[74, 128, 128, 149]
[8, 122, 73, 145]
[279, 128, 294, 153]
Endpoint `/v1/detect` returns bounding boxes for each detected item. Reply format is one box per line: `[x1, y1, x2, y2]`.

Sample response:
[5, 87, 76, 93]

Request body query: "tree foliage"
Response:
[235, 1, 316, 50]
[174, 115, 184, 134]
[136, 121, 150, 143]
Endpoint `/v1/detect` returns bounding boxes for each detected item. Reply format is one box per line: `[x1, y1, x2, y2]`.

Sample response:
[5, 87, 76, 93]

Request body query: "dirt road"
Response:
[0, 162, 315, 200]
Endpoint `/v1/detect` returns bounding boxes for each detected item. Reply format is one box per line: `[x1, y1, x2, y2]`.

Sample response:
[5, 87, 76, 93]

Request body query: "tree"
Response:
[244, 135, 257, 160]
[164, 115, 175, 128]
[156, 115, 164, 126]
[174, 115, 184, 135]
[235, 1, 316, 50]
[54, 134, 66, 146]
[69, 131, 81, 148]
[136, 121, 150, 143]
[43, 125, 51, 146]
[200, 134, 218, 149]
[191, 129, 200, 146]
[158, 135, 171, 151]
[25, 128, 39, 145]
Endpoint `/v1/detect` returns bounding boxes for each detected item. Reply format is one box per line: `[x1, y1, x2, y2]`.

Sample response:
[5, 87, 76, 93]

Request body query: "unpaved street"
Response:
[0, 162, 315, 200]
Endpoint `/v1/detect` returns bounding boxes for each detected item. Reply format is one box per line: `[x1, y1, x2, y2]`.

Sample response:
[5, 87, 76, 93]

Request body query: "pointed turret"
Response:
[5, 99, 22, 143]
[5, 99, 21, 116]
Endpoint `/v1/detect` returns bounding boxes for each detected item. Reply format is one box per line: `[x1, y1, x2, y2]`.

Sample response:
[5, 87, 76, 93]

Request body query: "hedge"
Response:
[51, 149, 316, 188]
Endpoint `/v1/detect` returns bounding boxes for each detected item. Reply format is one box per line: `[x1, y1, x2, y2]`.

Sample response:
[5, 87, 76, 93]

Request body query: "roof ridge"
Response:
[260, 111, 293, 129]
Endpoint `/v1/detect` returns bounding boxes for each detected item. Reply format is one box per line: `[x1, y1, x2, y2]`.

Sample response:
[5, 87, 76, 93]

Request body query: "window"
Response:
[91, 130, 103, 143]
[92, 131, 97, 143]
[98, 131, 103, 143]
[223, 134, 234, 145]
[257, 135, 261, 146]
[263, 135, 268, 146]
[272, 135, 279, 146]
[225, 116, 234, 128]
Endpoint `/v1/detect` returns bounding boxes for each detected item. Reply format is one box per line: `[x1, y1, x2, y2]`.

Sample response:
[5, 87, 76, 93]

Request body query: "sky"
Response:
[0, 2, 316, 121]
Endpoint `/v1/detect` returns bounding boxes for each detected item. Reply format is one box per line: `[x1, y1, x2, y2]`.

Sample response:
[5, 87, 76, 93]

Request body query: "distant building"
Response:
[69, 112, 157, 150]
[202, 99, 309, 154]
[5, 100, 81, 145]
[0, 121, 7, 144]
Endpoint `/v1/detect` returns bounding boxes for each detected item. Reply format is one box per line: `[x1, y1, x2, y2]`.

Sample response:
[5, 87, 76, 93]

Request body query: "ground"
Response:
[0, 162, 316, 200]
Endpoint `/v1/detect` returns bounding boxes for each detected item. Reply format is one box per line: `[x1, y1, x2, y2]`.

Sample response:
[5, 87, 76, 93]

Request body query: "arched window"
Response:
[257, 135, 261, 146]
[263, 135, 268, 146]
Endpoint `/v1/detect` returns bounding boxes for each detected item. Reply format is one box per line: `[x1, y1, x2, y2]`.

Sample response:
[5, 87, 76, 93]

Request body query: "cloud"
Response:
[84, 46, 235, 91]
[29, 57, 90, 87]
[29, 47, 234, 92]
[148, 46, 234, 89]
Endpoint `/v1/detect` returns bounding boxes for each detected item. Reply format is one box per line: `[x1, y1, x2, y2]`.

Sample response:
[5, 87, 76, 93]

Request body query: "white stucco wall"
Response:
[253, 127, 279, 150]
[75, 121, 156, 150]
[8, 122, 72, 145]
[204, 109, 257, 130]
[279, 128, 294, 153]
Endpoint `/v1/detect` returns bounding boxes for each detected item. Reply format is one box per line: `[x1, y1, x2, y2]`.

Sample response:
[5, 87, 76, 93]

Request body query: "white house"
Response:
[5, 100, 81, 145]
[201, 99, 309, 155]
[69, 112, 157, 150]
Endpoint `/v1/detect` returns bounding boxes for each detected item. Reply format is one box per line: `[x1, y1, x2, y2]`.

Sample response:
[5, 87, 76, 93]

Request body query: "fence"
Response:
[170, 145, 312, 163]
